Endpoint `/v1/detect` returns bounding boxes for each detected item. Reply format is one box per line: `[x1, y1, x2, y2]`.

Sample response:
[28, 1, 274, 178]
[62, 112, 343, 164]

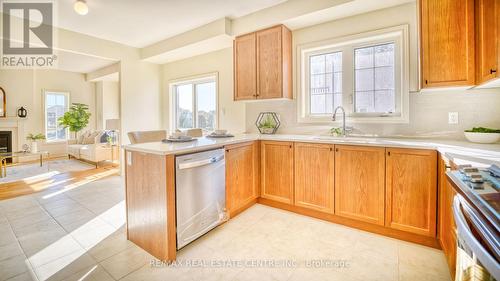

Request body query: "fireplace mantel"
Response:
[0, 117, 26, 152]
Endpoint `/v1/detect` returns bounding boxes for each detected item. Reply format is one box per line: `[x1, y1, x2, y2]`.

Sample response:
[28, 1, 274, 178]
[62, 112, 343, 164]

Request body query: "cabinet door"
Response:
[234, 33, 257, 100]
[476, 0, 499, 84]
[256, 26, 283, 99]
[261, 141, 294, 204]
[226, 141, 259, 218]
[420, 0, 475, 87]
[438, 156, 457, 280]
[335, 145, 385, 225]
[386, 148, 437, 237]
[294, 143, 334, 213]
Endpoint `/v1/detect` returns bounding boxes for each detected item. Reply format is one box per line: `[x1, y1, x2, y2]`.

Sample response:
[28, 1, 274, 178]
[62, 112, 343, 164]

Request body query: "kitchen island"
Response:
[123, 134, 500, 262]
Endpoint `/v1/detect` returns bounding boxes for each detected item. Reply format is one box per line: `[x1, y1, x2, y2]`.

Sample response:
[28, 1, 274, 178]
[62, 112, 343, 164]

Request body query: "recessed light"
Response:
[74, 0, 89, 15]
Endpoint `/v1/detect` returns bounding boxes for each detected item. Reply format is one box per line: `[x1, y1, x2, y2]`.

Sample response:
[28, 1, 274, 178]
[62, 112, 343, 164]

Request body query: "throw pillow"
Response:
[82, 131, 99, 145]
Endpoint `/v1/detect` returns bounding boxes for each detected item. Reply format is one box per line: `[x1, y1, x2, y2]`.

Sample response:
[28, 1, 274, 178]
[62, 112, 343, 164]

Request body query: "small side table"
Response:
[0, 151, 50, 178]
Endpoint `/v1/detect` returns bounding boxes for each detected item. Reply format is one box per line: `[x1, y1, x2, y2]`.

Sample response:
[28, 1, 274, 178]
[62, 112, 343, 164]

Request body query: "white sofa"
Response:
[67, 131, 117, 167]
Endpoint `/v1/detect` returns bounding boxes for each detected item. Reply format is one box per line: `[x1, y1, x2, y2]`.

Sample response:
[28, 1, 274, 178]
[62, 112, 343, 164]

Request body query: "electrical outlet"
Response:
[448, 112, 459, 124]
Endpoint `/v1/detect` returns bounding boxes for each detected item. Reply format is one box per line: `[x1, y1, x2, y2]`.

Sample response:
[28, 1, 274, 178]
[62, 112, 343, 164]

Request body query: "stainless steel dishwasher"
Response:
[175, 148, 227, 249]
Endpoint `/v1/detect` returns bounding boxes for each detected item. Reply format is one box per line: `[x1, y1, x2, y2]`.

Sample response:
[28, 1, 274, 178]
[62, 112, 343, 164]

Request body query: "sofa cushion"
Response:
[82, 132, 99, 144]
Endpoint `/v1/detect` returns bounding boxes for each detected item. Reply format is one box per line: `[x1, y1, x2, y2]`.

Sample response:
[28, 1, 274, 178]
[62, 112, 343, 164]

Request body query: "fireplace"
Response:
[0, 131, 12, 163]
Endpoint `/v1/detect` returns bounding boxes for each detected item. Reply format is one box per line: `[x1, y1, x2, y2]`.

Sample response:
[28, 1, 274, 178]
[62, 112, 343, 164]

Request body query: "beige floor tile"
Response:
[60, 265, 113, 281]
[0, 223, 17, 247]
[27, 235, 84, 268]
[0, 242, 24, 262]
[99, 244, 154, 280]
[9, 213, 53, 233]
[17, 228, 67, 257]
[54, 210, 96, 233]
[13, 219, 63, 239]
[399, 262, 451, 281]
[120, 263, 194, 281]
[288, 268, 361, 281]
[67, 218, 116, 250]
[5, 271, 38, 281]
[0, 254, 31, 281]
[33, 251, 96, 281]
[86, 229, 134, 262]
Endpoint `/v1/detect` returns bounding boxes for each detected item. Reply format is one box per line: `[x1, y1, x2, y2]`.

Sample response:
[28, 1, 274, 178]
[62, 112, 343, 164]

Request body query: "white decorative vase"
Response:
[31, 141, 38, 153]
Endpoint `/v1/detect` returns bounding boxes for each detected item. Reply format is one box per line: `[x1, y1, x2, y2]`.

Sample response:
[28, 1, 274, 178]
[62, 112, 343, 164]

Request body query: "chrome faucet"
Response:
[332, 106, 347, 137]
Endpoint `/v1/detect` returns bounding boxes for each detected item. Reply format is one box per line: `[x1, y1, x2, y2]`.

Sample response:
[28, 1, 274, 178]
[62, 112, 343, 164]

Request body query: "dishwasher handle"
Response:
[178, 154, 224, 170]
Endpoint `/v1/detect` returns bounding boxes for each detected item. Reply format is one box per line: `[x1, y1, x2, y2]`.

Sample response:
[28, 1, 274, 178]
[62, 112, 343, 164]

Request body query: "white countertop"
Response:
[123, 134, 500, 166]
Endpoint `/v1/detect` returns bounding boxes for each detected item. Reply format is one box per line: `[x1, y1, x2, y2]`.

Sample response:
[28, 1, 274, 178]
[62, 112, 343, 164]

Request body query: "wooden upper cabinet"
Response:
[335, 145, 386, 225]
[475, 0, 499, 84]
[234, 33, 257, 100]
[420, 0, 475, 88]
[294, 143, 334, 214]
[225, 141, 260, 218]
[233, 25, 292, 100]
[385, 148, 437, 237]
[261, 141, 294, 204]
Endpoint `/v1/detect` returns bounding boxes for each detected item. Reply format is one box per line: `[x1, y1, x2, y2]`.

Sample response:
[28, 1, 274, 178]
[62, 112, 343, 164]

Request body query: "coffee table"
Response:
[0, 151, 50, 178]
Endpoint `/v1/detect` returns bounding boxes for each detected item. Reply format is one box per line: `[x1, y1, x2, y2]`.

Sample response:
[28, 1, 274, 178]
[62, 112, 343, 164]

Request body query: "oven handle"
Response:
[453, 195, 500, 280]
[178, 155, 224, 170]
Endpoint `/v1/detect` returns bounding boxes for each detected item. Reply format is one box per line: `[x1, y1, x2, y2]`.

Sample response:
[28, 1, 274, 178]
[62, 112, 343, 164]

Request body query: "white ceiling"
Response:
[56, 0, 287, 48]
[55, 50, 117, 73]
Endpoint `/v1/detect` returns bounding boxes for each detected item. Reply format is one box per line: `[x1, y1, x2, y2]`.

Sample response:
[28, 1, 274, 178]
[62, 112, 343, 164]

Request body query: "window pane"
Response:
[196, 82, 216, 131]
[374, 90, 395, 113]
[355, 47, 373, 69]
[374, 44, 394, 67]
[310, 55, 325, 74]
[176, 84, 193, 129]
[45, 93, 68, 141]
[355, 91, 374, 113]
[354, 43, 395, 113]
[311, 94, 326, 114]
[375, 66, 394, 90]
[355, 68, 374, 91]
[309, 51, 342, 115]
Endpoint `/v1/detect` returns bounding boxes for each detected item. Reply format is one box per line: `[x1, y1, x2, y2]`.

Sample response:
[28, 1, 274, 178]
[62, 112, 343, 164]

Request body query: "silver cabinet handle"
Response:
[178, 155, 224, 170]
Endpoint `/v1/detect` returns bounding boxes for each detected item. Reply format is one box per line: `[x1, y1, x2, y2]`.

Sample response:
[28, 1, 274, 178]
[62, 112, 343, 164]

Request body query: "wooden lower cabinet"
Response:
[261, 141, 294, 204]
[294, 142, 334, 213]
[438, 156, 457, 280]
[125, 151, 176, 261]
[225, 141, 260, 218]
[335, 145, 386, 225]
[386, 148, 438, 237]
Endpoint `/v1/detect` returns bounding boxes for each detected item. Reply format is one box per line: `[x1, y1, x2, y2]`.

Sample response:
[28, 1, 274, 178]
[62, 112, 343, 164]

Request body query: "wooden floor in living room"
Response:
[0, 165, 119, 200]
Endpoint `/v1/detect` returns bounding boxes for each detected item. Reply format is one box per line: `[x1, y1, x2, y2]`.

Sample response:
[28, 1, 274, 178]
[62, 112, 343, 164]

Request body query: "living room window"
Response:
[44, 91, 69, 142]
[298, 25, 409, 123]
[171, 75, 217, 131]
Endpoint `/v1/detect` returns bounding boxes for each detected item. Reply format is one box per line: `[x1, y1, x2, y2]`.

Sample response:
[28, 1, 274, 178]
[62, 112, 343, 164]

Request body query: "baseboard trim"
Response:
[257, 198, 441, 249]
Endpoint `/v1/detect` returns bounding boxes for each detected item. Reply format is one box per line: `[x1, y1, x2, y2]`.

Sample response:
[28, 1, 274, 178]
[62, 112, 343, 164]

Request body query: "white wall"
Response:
[95, 81, 120, 130]
[244, 2, 500, 139]
[0, 69, 96, 156]
[161, 48, 246, 134]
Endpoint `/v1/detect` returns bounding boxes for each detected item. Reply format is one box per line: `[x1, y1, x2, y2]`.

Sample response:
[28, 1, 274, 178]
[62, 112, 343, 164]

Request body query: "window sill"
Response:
[298, 115, 409, 124]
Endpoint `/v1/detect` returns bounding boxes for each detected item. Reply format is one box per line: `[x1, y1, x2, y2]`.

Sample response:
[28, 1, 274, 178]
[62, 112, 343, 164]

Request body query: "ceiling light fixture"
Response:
[74, 0, 89, 15]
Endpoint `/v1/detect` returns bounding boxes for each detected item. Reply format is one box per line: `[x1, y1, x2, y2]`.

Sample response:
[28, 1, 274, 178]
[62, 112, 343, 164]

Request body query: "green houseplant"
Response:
[258, 115, 277, 134]
[26, 133, 46, 153]
[58, 103, 91, 139]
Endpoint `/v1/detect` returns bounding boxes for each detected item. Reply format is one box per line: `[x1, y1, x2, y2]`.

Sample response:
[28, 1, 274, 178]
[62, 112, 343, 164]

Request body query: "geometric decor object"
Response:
[255, 112, 281, 134]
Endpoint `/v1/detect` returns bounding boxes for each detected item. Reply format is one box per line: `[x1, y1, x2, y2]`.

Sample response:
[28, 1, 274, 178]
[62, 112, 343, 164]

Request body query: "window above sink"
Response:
[297, 25, 410, 124]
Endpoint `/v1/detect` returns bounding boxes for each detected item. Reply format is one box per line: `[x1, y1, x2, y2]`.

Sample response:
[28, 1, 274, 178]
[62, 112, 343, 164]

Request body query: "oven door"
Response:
[453, 195, 500, 281]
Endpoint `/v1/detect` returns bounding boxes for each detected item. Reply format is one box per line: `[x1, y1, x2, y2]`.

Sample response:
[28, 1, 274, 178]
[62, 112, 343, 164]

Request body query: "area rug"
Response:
[0, 159, 96, 184]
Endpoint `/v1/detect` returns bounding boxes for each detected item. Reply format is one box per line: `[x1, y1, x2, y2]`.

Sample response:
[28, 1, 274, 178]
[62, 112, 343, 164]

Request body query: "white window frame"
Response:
[43, 90, 70, 143]
[298, 25, 410, 124]
[168, 73, 219, 132]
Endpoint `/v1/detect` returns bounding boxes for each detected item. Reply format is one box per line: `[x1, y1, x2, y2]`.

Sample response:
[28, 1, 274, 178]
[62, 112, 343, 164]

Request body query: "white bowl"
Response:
[464, 132, 500, 144]
[214, 129, 227, 135]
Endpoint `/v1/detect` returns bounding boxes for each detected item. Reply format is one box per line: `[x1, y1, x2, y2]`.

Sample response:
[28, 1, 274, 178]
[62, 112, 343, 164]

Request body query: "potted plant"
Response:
[58, 103, 91, 139]
[26, 133, 46, 153]
[464, 127, 500, 144]
[258, 115, 277, 134]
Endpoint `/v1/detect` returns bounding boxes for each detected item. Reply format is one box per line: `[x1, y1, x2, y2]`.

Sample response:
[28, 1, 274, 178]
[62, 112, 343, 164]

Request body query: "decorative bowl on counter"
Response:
[464, 132, 500, 144]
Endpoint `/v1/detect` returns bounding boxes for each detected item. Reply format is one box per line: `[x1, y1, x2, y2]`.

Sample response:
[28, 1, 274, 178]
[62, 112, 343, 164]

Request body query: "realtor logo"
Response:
[1, 0, 57, 68]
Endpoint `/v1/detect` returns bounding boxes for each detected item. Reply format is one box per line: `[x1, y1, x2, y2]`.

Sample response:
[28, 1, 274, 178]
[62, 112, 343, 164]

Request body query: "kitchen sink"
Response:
[312, 135, 379, 143]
